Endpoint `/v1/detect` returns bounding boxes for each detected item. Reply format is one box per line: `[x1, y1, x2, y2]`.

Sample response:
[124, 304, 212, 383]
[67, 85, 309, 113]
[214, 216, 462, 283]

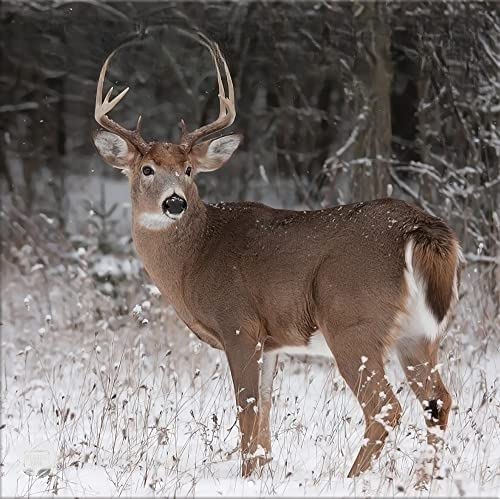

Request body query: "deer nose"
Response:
[162, 194, 187, 217]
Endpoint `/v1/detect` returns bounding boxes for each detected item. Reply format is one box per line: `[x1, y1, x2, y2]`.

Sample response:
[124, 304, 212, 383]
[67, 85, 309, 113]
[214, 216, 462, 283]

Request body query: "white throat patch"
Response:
[137, 212, 175, 231]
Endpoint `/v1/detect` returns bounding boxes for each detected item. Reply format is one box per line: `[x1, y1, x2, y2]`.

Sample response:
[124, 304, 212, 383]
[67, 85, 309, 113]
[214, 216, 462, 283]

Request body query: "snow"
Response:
[1, 264, 499, 497]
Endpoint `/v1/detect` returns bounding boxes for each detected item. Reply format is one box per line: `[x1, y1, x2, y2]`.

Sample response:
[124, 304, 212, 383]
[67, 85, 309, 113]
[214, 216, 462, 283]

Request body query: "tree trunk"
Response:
[352, 2, 392, 201]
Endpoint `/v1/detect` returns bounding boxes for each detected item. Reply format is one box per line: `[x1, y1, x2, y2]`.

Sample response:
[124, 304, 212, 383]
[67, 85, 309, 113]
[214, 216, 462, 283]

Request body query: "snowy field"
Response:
[1, 242, 499, 497]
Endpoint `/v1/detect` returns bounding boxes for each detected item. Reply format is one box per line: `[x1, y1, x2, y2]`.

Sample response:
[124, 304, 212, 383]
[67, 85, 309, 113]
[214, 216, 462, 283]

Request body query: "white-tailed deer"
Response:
[92, 35, 462, 479]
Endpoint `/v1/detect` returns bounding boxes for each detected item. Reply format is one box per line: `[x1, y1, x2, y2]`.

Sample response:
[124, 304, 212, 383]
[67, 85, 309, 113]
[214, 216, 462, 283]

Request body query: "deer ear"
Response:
[92, 130, 141, 169]
[189, 134, 242, 172]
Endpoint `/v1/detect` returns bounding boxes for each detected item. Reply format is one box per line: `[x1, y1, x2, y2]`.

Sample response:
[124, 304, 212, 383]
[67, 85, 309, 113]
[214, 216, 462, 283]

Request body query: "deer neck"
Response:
[131, 198, 208, 304]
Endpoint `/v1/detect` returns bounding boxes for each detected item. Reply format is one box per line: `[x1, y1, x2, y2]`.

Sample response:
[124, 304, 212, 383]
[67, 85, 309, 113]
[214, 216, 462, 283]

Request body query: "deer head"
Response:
[92, 34, 241, 231]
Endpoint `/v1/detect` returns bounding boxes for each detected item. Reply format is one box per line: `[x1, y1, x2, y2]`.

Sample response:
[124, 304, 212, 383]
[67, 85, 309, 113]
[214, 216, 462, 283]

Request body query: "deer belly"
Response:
[188, 321, 224, 350]
[278, 332, 333, 358]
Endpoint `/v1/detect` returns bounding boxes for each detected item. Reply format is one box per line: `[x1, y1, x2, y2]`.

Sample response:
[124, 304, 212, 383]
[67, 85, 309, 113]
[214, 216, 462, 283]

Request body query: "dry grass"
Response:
[1, 216, 499, 497]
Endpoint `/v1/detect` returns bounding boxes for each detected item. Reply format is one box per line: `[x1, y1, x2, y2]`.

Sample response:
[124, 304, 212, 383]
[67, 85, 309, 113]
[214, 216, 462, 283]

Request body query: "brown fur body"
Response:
[133, 197, 458, 355]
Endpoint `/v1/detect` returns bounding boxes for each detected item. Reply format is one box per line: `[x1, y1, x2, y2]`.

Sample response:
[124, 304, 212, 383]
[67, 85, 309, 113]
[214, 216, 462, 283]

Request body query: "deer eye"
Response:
[185, 166, 192, 177]
[142, 166, 154, 176]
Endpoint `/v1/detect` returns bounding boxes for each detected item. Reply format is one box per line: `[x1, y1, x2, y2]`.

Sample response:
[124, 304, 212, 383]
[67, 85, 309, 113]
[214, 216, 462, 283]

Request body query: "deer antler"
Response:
[95, 50, 150, 155]
[180, 33, 236, 150]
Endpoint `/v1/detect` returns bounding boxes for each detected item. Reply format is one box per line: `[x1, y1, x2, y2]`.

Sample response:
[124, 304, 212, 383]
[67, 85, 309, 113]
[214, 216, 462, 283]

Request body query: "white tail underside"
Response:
[398, 239, 458, 343]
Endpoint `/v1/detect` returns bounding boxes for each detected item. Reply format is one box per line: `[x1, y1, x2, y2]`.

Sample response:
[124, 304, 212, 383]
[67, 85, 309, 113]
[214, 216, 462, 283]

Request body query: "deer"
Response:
[92, 34, 462, 480]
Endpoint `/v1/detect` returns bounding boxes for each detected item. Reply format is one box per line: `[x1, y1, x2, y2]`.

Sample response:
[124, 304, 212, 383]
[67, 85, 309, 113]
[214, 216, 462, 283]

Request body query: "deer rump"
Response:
[260, 202, 462, 357]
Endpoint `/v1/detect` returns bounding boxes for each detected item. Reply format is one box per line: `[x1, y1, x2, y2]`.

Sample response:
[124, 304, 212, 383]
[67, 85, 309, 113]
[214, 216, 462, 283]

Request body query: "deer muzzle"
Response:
[162, 193, 187, 218]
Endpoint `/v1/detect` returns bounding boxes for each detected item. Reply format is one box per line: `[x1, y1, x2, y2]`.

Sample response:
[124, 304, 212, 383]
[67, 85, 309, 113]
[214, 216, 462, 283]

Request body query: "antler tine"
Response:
[95, 50, 149, 155]
[197, 33, 226, 120]
[181, 34, 236, 149]
[206, 35, 235, 120]
[210, 38, 236, 125]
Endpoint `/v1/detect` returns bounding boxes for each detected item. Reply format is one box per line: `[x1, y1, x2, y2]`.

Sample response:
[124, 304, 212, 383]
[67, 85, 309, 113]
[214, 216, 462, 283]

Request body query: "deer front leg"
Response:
[226, 339, 276, 477]
[257, 352, 277, 463]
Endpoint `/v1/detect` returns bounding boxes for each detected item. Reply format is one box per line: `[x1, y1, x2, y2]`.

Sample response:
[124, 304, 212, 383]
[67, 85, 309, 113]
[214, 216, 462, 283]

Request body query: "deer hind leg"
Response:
[323, 326, 402, 477]
[397, 338, 452, 481]
[226, 337, 276, 477]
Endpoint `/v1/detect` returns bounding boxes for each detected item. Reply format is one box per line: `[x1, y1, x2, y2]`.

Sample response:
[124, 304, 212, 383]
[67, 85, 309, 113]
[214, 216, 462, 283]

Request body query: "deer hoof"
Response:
[241, 455, 272, 478]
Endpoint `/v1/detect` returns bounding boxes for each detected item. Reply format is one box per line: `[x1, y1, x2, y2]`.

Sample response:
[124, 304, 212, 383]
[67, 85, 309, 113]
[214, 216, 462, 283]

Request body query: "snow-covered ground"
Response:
[1, 251, 499, 497]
